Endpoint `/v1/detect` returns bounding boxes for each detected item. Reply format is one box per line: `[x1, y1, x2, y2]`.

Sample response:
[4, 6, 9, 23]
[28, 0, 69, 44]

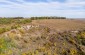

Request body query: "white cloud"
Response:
[0, 0, 85, 18]
[67, 0, 85, 2]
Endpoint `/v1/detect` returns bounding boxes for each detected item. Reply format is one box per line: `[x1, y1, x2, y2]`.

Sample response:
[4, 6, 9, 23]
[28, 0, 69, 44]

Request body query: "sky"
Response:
[0, 0, 85, 18]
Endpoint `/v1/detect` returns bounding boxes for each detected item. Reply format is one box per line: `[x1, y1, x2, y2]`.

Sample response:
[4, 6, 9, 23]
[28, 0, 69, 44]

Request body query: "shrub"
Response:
[18, 28, 25, 34]
[77, 32, 85, 46]
[0, 18, 12, 24]
[16, 19, 32, 24]
[0, 28, 5, 34]
[5, 27, 11, 32]
[44, 27, 50, 33]
[81, 39, 85, 45]
[70, 48, 77, 55]
[0, 37, 15, 54]
[11, 25, 21, 29]
[34, 50, 39, 54]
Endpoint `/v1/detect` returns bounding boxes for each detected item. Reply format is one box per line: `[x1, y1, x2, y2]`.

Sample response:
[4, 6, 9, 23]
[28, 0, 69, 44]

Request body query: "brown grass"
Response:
[32, 19, 85, 31]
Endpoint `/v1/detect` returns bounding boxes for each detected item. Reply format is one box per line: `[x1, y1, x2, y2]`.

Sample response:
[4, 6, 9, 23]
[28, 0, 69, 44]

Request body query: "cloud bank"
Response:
[0, 0, 85, 18]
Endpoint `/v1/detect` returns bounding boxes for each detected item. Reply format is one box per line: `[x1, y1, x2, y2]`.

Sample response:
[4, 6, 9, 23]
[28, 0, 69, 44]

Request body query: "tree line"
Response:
[30, 16, 66, 20]
[0, 16, 66, 20]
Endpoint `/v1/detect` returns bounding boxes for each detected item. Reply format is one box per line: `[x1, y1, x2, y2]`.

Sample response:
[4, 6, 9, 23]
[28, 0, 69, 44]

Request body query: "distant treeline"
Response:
[30, 17, 66, 20]
[0, 16, 66, 20]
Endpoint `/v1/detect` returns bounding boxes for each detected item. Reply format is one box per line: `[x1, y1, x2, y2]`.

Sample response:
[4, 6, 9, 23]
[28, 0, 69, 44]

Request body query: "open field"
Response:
[32, 19, 85, 31]
[0, 18, 85, 55]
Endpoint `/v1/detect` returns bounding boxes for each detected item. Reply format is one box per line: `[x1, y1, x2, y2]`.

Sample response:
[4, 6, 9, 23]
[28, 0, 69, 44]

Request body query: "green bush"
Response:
[5, 27, 11, 31]
[0, 27, 12, 34]
[16, 19, 32, 24]
[0, 28, 5, 34]
[0, 37, 15, 54]
[11, 25, 21, 29]
[0, 18, 12, 24]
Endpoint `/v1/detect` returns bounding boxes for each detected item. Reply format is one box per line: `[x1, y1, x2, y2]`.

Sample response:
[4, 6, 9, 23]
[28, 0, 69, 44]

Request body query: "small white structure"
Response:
[27, 25, 32, 30]
[71, 31, 79, 33]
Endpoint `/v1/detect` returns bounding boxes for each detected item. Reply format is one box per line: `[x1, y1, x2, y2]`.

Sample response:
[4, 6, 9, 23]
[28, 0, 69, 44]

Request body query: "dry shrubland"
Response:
[0, 18, 85, 55]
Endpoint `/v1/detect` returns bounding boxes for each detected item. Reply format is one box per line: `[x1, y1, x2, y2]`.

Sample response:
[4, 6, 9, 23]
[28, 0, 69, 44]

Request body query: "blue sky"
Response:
[0, 0, 85, 18]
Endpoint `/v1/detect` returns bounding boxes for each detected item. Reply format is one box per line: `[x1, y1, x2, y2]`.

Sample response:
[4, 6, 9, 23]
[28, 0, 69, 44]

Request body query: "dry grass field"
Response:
[32, 19, 85, 31]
